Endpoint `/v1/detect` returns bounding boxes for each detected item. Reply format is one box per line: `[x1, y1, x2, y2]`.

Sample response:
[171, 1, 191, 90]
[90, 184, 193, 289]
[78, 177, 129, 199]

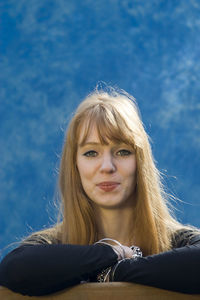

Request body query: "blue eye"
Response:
[116, 149, 132, 156]
[83, 150, 98, 157]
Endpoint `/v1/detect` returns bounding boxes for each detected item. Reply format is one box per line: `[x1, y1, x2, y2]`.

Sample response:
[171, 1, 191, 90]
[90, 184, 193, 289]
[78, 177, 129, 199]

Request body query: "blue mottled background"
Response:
[0, 0, 200, 256]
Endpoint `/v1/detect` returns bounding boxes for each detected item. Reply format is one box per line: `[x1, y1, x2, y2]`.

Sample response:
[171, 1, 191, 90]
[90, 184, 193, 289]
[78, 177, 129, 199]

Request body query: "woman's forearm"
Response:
[0, 243, 117, 296]
[113, 244, 200, 294]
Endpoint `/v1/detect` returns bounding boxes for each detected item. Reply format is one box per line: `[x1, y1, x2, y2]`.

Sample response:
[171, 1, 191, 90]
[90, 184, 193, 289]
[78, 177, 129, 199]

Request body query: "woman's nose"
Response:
[99, 153, 116, 173]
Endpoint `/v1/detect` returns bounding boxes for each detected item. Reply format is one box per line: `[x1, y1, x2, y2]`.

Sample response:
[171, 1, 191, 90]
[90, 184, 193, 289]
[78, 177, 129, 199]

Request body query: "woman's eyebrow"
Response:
[79, 142, 101, 147]
[79, 141, 129, 148]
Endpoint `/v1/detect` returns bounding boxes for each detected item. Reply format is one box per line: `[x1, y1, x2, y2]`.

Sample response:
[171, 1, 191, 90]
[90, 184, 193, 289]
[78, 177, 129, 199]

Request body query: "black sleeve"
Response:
[113, 230, 200, 294]
[0, 242, 118, 296]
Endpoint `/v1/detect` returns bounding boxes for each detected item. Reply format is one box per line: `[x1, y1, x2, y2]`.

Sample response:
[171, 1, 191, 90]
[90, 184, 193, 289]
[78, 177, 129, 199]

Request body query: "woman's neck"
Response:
[95, 206, 135, 246]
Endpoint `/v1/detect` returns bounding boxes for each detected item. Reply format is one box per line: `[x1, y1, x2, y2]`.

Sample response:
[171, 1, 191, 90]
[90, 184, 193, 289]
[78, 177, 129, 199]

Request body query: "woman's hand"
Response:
[94, 238, 139, 260]
[112, 245, 134, 260]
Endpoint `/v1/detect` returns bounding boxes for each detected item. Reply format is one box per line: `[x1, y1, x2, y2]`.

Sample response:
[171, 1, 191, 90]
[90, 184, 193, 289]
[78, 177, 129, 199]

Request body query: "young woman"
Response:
[0, 87, 200, 296]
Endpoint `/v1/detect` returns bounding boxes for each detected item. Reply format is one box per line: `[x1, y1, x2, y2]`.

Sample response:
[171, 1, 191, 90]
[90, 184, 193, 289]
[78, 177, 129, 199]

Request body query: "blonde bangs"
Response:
[77, 103, 136, 148]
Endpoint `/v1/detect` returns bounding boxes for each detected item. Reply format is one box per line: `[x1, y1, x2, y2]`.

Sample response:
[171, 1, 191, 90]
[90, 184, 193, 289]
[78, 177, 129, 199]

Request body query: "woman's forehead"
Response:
[78, 122, 105, 146]
[77, 120, 133, 147]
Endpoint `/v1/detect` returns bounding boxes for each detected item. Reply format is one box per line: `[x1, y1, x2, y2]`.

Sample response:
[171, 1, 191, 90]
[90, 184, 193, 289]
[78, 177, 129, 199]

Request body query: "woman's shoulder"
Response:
[21, 223, 62, 246]
[171, 226, 200, 248]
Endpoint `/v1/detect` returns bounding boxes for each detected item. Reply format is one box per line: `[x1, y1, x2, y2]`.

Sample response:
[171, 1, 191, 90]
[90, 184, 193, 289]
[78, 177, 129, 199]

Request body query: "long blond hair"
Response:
[25, 87, 185, 255]
[57, 87, 184, 256]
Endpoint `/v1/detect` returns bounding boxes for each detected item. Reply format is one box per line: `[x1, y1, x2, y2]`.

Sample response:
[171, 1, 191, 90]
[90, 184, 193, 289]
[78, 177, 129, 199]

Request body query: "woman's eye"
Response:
[83, 150, 98, 157]
[116, 149, 132, 156]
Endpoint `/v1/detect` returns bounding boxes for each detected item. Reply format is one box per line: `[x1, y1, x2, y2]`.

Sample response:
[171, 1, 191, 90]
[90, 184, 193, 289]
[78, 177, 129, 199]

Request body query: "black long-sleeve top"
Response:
[0, 229, 200, 296]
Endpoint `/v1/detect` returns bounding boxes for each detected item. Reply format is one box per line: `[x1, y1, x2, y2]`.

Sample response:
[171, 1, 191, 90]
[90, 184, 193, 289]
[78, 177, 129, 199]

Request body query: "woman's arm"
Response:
[112, 231, 200, 294]
[0, 242, 118, 296]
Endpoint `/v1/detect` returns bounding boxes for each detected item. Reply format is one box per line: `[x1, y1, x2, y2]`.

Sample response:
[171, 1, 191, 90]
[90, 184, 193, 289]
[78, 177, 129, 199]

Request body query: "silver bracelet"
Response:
[110, 259, 127, 282]
[110, 246, 142, 281]
[94, 238, 125, 260]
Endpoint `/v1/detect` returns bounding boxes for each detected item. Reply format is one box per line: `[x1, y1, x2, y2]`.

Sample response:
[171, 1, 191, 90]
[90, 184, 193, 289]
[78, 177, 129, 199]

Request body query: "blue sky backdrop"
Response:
[0, 0, 200, 257]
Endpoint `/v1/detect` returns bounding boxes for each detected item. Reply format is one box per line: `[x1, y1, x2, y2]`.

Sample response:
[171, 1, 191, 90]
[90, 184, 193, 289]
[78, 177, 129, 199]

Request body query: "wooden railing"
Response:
[1, 283, 200, 300]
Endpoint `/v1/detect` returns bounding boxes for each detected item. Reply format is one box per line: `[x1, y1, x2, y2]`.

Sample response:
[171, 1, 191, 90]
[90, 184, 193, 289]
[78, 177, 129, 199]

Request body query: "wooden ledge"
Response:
[1, 282, 200, 300]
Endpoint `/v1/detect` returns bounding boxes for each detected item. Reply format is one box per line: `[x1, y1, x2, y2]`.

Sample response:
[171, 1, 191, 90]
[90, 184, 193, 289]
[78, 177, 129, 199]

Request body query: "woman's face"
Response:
[76, 124, 137, 209]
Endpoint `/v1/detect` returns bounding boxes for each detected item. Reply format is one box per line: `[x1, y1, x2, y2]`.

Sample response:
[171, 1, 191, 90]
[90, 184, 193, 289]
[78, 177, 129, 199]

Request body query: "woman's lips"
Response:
[96, 182, 120, 192]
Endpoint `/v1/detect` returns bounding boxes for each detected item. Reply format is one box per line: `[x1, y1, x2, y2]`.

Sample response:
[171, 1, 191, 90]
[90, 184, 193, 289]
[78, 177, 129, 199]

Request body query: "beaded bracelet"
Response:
[130, 245, 143, 259]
